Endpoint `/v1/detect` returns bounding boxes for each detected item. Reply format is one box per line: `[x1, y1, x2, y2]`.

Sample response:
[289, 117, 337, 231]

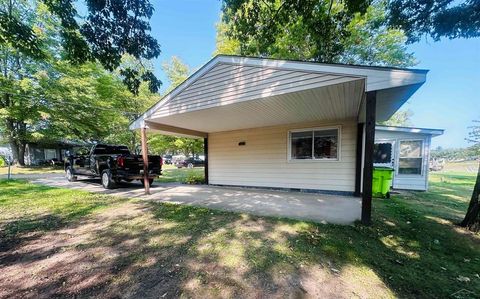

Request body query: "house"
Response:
[374, 125, 444, 191]
[130, 55, 429, 224]
[0, 140, 80, 166]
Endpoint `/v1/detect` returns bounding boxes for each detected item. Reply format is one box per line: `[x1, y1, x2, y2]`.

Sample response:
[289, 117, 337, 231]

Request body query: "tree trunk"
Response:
[9, 139, 19, 164]
[5, 118, 27, 166]
[460, 162, 480, 231]
[18, 141, 26, 166]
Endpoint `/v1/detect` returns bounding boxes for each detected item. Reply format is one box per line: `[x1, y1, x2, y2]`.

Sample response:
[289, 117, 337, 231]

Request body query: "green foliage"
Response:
[378, 109, 414, 126]
[0, 1, 160, 162]
[162, 56, 191, 94]
[340, 2, 416, 66]
[147, 57, 204, 156]
[388, 0, 480, 43]
[183, 172, 206, 185]
[220, 0, 370, 62]
[218, 0, 416, 67]
[0, 0, 161, 94]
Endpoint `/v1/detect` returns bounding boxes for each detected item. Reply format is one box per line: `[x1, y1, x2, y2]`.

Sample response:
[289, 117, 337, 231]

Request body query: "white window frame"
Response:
[397, 139, 424, 176]
[287, 125, 341, 162]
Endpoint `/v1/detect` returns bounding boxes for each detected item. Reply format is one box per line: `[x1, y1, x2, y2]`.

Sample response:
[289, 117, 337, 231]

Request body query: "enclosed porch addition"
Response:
[131, 55, 428, 224]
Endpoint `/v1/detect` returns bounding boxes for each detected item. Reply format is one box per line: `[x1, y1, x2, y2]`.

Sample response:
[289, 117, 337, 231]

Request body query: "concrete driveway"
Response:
[21, 174, 361, 225]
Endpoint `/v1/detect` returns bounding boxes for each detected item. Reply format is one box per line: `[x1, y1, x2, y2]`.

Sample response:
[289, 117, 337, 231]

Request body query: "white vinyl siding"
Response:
[208, 120, 357, 192]
[151, 63, 361, 119]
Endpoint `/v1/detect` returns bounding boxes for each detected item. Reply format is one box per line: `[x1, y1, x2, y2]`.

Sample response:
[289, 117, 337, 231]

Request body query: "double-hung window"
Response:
[398, 140, 423, 175]
[289, 127, 340, 160]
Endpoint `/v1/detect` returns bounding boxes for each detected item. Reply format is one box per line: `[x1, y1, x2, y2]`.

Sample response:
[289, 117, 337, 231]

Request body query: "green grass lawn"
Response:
[156, 165, 205, 183]
[0, 165, 64, 175]
[0, 172, 479, 298]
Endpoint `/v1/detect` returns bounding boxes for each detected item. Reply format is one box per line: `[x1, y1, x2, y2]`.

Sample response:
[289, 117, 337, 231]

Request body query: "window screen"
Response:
[398, 140, 423, 175]
[290, 131, 313, 159]
[290, 128, 339, 160]
[374, 143, 392, 164]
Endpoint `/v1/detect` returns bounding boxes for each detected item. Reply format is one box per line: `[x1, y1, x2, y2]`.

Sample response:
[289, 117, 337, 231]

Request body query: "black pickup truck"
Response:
[64, 144, 162, 189]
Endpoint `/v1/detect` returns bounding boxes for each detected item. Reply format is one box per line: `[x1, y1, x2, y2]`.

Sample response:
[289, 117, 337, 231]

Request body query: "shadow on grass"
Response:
[1, 177, 479, 298]
[0, 179, 125, 253]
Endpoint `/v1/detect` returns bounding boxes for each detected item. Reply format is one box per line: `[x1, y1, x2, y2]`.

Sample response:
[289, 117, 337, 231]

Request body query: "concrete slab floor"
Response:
[14, 174, 361, 225]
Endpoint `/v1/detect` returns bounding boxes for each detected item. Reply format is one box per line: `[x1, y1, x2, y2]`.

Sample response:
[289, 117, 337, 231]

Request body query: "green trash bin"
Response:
[372, 167, 394, 198]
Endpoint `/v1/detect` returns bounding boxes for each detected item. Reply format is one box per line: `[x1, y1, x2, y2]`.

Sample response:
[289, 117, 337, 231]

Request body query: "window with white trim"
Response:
[289, 127, 339, 160]
[398, 140, 423, 175]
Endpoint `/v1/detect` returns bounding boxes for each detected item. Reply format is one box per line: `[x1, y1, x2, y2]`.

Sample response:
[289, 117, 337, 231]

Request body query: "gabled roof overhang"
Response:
[130, 55, 428, 136]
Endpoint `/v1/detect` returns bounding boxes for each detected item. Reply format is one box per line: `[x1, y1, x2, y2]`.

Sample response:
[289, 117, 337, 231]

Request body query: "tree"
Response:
[460, 120, 480, 231]
[0, 0, 161, 94]
[162, 56, 191, 93]
[0, 0, 64, 165]
[146, 56, 204, 157]
[378, 109, 414, 126]
[102, 55, 160, 152]
[387, 0, 480, 43]
[0, 0, 160, 165]
[218, 0, 416, 67]
[220, 0, 372, 62]
[339, 3, 416, 66]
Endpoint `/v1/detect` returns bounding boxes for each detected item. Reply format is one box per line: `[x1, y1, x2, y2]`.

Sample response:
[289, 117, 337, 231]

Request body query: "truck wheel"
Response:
[187, 163, 194, 169]
[66, 167, 77, 182]
[141, 178, 154, 187]
[101, 170, 116, 189]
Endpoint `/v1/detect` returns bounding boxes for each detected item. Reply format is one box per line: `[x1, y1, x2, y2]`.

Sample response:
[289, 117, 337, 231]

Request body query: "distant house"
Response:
[0, 140, 82, 166]
[375, 126, 444, 191]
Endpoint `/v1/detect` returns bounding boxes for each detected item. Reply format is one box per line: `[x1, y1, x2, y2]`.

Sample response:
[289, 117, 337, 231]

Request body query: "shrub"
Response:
[0, 157, 5, 167]
[183, 172, 205, 185]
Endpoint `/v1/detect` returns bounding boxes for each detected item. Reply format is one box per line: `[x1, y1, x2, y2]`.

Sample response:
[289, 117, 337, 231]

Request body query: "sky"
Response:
[149, 0, 479, 149]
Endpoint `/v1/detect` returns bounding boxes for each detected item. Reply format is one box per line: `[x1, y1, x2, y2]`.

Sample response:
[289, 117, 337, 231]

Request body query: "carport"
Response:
[130, 55, 427, 224]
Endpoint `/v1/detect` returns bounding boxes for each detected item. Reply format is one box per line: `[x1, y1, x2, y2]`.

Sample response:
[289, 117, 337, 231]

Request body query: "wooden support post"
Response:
[204, 137, 209, 184]
[141, 126, 150, 195]
[354, 122, 364, 197]
[362, 91, 376, 225]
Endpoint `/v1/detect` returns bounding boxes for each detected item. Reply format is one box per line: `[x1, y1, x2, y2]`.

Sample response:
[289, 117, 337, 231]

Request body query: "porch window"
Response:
[398, 140, 423, 175]
[374, 143, 392, 164]
[289, 127, 339, 160]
